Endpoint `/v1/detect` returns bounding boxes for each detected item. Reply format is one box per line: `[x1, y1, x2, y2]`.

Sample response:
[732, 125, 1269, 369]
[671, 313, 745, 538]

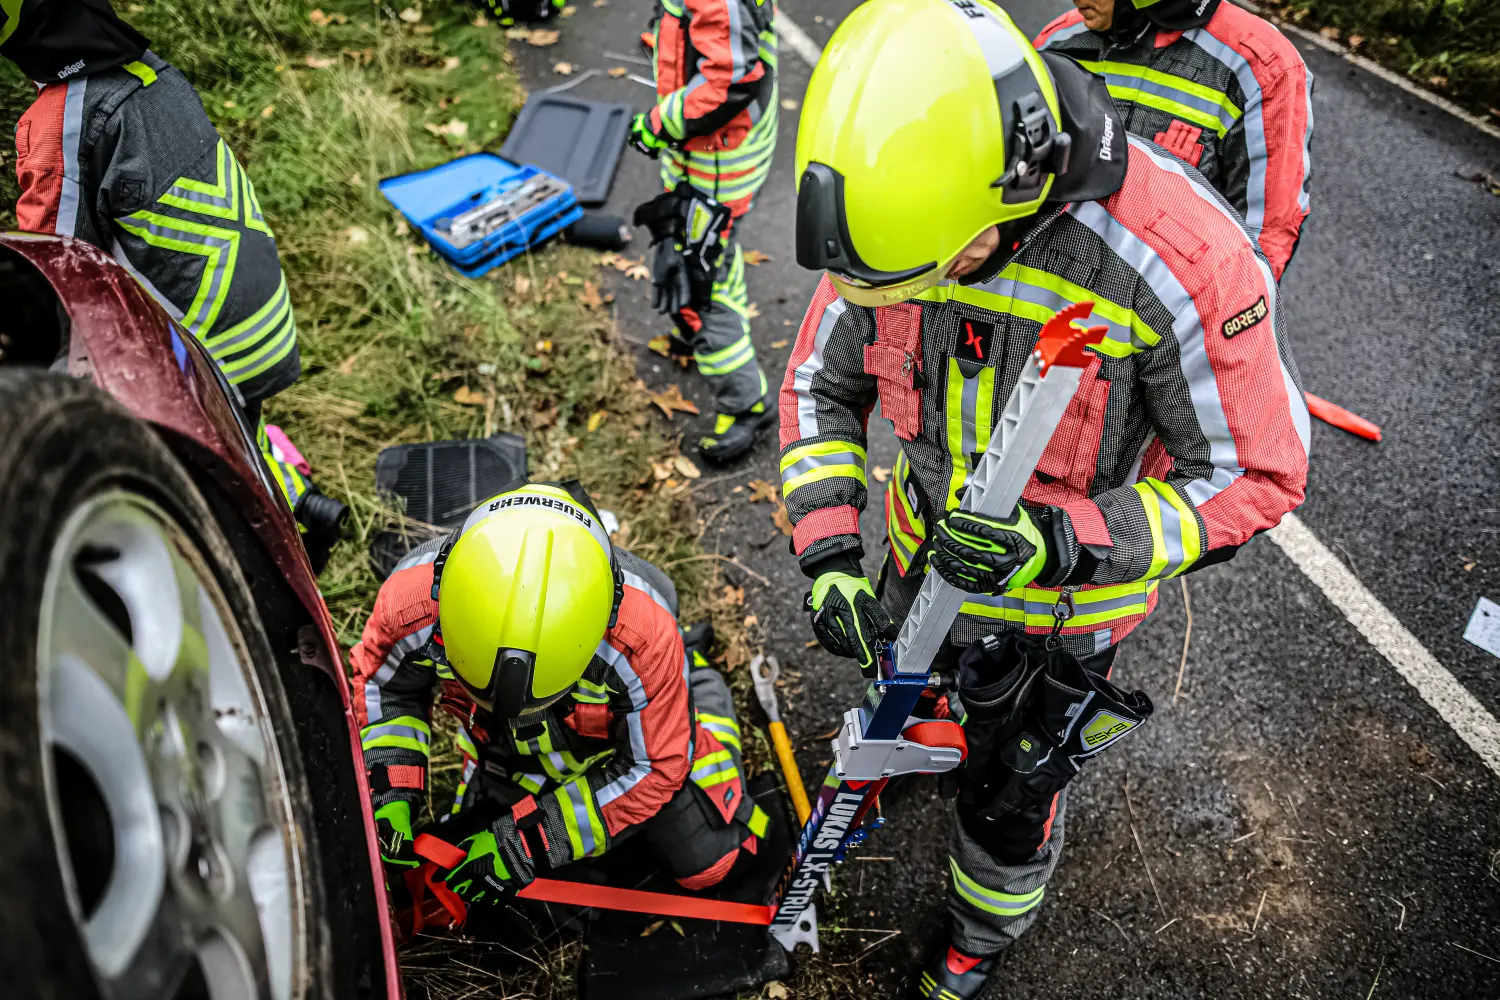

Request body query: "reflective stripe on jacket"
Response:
[1036, 4, 1313, 281]
[650, 0, 778, 217]
[13, 51, 299, 400]
[349, 546, 697, 868]
[778, 137, 1310, 654]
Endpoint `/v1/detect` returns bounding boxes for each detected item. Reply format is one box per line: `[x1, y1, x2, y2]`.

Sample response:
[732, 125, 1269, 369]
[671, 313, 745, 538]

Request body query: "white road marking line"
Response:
[1231, 0, 1500, 141]
[1268, 512, 1500, 777]
[777, 5, 1500, 780]
[777, 13, 824, 68]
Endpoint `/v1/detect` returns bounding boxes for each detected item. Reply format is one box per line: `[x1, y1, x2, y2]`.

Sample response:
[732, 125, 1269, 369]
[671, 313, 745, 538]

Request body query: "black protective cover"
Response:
[499, 94, 633, 206]
[577, 775, 793, 1000]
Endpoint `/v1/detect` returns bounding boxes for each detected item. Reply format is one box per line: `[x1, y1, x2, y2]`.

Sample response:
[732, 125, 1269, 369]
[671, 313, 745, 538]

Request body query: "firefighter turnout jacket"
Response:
[351, 546, 756, 877]
[14, 51, 300, 401]
[648, 0, 778, 218]
[780, 133, 1311, 659]
[1037, 3, 1313, 281]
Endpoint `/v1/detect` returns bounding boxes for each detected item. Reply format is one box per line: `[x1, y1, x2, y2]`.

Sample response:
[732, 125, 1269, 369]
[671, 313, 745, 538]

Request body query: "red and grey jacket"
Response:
[778, 134, 1310, 658]
[647, 0, 776, 152]
[14, 51, 299, 402]
[1036, 3, 1313, 281]
[351, 545, 716, 868]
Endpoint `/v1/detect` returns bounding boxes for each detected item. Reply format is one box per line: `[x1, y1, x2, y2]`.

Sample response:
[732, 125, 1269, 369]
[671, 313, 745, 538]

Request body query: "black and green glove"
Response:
[629, 112, 673, 159]
[440, 814, 535, 907]
[930, 506, 1051, 594]
[374, 799, 420, 879]
[806, 571, 898, 677]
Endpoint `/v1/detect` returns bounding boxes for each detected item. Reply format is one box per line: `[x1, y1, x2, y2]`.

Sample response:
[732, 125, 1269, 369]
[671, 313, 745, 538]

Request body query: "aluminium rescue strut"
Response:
[766, 302, 1109, 953]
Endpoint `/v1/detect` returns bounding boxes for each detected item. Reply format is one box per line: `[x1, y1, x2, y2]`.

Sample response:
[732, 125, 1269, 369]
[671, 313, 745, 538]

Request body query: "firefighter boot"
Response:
[698, 398, 775, 464]
[911, 944, 997, 1000]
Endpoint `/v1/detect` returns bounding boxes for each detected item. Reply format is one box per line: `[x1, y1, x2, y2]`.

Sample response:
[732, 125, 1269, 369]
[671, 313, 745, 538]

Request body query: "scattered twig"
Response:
[1250, 889, 1268, 936]
[831, 929, 902, 966]
[1386, 894, 1407, 932]
[1451, 942, 1500, 964]
[661, 552, 770, 585]
[1091, 908, 1129, 941]
[829, 926, 897, 933]
[1366, 957, 1385, 999]
[1173, 577, 1193, 706]
[1156, 917, 1180, 935]
[1416, 771, 1447, 791]
[854, 856, 896, 862]
[1124, 775, 1166, 917]
[1231, 830, 1258, 843]
[602, 48, 653, 66]
[1276, 837, 1316, 844]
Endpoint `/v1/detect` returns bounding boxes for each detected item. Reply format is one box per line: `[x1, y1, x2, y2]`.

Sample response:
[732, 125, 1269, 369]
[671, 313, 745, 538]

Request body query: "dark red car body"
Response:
[0, 232, 402, 997]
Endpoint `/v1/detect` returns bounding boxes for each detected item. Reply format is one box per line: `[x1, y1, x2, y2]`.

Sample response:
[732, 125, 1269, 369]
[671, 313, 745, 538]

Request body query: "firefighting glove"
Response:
[629, 111, 673, 159]
[483, 0, 564, 26]
[806, 571, 899, 677]
[962, 639, 1153, 864]
[931, 506, 1050, 594]
[441, 815, 535, 906]
[374, 800, 421, 876]
[633, 185, 730, 317]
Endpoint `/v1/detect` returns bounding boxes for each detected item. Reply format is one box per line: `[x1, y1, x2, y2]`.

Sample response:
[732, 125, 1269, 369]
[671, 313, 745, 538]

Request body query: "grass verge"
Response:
[1263, 0, 1500, 116]
[3, 2, 780, 996]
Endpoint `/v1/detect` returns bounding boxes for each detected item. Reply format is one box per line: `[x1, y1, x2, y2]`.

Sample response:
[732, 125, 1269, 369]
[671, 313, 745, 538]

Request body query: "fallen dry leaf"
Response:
[626, 262, 651, 281]
[309, 8, 348, 26]
[561, 5, 577, 16]
[779, 98, 799, 111]
[721, 585, 744, 606]
[453, 386, 488, 406]
[652, 460, 674, 481]
[747, 479, 779, 504]
[587, 410, 607, 433]
[472, 11, 489, 27]
[222, 100, 237, 109]
[742, 249, 772, 266]
[528, 29, 561, 46]
[530, 405, 559, 429]
[770, 338, 789, 349]
[505, 26, 531, 39]
[743, 615, 759, 629]
[534, 339, 553, 354]
[578, 280, 604, 308]
[443, 56, 462, 71]
[608, 66, 628, 77]
[345, 225, 369, 244]
[647, 335, 672, 358]
[304, 54, 336, 69]
[513, 274, 531, 296]
[674, 456, 702, 479]
[337, 353, 360, 375]
[260, 104, 275, 118]
[773, 501, 794, 536]
[593, 0, 609, 6]
[746, 302, 761, 319]
[1347, 33, 1364, 51]
[641, 919, 665, 937]
[424, 118, 469, 138]
[650, 384, 700, 418]
[871, 465, 891, 483]
[553, 61, 574, 75]
[766, 982, 790, 1000]
[398, 6, 422, 24]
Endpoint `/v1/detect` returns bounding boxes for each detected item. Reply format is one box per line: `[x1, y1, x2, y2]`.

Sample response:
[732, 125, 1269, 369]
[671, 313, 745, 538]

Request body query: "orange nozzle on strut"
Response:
[1035, 301, 1109, 373]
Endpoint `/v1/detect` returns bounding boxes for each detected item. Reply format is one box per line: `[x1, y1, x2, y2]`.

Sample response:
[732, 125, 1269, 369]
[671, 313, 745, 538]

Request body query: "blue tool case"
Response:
[379, 153, 583, 277]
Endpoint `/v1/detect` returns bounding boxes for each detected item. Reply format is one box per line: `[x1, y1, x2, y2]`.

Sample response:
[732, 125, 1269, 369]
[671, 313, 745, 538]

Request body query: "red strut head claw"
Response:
[1034, 300, 1109, 374]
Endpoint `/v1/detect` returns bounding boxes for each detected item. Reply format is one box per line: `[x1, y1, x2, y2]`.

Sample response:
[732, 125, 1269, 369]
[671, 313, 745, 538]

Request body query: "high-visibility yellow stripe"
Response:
[949, 857, 1046, 916]
[1133, 482, 1170, 581]
[1150, 478, 1203, 578]
[123, 60, 157, 86]
[1079, 60, 1242, 116]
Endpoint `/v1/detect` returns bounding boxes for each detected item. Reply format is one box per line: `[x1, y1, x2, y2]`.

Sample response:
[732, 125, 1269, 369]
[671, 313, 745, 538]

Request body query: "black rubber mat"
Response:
[578, 775, 793, 1000]
[498, 94, 632, 206]
[368, 433, 527, 579]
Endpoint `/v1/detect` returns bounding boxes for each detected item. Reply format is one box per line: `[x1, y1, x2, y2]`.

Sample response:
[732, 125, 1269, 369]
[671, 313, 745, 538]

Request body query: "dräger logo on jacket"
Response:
[1222, 296, 1268, 338]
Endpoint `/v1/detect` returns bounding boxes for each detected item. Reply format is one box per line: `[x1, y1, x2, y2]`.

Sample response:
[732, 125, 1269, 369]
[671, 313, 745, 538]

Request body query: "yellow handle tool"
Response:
[752, 654, 811, 825]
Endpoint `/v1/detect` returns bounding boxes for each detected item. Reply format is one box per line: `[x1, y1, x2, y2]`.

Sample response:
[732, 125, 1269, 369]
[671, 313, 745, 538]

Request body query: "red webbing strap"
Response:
[517, 879, 776, 926]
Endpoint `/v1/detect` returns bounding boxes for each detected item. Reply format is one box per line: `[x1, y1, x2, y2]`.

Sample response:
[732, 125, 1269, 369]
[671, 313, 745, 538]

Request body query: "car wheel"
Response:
[0, 371, 327, 1000]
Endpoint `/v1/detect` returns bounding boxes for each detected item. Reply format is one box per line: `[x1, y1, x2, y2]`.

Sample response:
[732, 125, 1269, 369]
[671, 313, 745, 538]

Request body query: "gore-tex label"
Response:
[1222, 296, 1268, 339]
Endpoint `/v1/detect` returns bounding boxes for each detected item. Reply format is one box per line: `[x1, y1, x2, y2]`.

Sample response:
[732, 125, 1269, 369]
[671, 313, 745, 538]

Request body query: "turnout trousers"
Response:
[880, 554, 1119, 955]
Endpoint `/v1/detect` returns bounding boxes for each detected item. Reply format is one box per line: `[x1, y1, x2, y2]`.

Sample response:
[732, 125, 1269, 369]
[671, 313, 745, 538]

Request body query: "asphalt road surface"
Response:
[510, 3, 1500, 996]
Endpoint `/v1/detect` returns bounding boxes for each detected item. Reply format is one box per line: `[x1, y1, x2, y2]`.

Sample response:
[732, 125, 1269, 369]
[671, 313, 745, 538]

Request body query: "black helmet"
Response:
[1129, 0, 1222, 31]
[0, 0, 148, 84]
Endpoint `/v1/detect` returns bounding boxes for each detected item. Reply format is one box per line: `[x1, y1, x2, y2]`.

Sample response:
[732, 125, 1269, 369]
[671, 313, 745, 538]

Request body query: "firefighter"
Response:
[1037, 0, 1313, 281]
[628, 0, 779, 463]
[781, 2, 1309, 996]
[1, 0, 343, 566]
[352, 481, 766, 910]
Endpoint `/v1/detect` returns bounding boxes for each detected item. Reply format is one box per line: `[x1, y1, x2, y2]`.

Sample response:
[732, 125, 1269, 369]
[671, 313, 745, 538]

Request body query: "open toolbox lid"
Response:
[379, 153, 581, 275]
[498, 94, 633, 206]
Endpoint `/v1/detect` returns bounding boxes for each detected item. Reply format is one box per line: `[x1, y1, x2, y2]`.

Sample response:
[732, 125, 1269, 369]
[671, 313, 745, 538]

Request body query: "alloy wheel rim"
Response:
[35, 491, 307, 1000]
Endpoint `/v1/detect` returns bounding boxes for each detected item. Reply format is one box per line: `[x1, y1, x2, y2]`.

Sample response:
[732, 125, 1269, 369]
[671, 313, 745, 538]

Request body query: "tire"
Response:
[0, 370, 339, 1000]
